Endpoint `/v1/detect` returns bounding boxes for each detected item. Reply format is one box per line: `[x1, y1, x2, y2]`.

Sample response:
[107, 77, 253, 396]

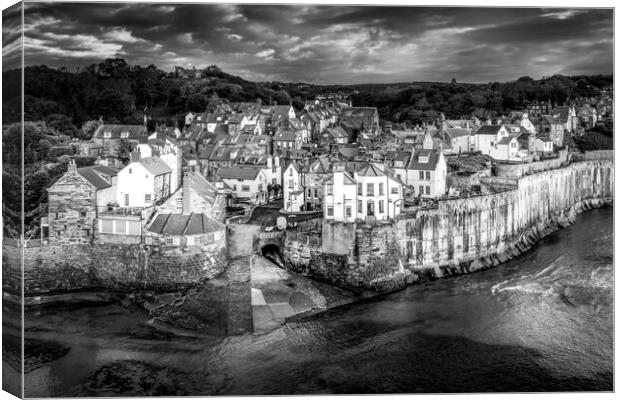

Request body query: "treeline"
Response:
[2, 58, 613, 135]
[2, 59, 296, 131]
[344, 75, 612, 126]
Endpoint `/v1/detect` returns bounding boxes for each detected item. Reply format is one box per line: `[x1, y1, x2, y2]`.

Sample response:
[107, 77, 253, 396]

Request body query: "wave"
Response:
[491, 256, 613, 308]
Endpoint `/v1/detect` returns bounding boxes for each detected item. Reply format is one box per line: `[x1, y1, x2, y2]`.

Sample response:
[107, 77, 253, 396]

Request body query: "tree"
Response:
[80, 120, 101, 140]
[118, 139, 134, 165]
[46, 113, 77, 137]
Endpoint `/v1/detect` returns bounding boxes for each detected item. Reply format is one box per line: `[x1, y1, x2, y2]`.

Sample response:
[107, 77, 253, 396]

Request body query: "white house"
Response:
[324, 163, 403, 222]
[533, 137, 554, 153]
[215, 165, 269, 205]
[393, 149, 447, 198]
[323, 168, 357, 222]
[520, 113, 538, 134]
[283, 162, 304, 212]
[473, 125, 510, 155]
[117, 154, 172, 208]
[473, 124, 522, 161]
[139, 133, 183, 193]
[491, 136, 520, 161]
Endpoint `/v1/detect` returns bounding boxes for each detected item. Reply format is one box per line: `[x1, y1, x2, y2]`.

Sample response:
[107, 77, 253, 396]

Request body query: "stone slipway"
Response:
[250, 254, 368, 333]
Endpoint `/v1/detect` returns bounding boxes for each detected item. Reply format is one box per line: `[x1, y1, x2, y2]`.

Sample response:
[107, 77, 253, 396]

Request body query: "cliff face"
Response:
[282, 159, 614, 292]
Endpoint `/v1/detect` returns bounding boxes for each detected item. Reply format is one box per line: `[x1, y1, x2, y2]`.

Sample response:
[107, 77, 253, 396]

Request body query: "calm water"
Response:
[20, 208, 613, 396]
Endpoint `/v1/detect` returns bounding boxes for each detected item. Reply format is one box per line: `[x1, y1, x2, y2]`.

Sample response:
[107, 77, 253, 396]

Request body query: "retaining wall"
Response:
[282, 159, 614, 291]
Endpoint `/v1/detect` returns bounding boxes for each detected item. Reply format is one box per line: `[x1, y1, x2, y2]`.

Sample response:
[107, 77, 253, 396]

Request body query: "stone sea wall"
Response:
[282, 159, 614, 292]
[2, 233, 228, 296]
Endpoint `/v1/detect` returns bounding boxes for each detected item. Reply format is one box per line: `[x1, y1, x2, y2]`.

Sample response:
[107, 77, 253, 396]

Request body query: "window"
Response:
[114, 220, 127, 234]
[396, 174, 401, 180]
[357, 199, 362, 212]
[258, 184, 263, 191]
[166, 237, 174, 246]
[327, 184, 333, 195]
[121, 131, 129, 138]
[419, 185, 424, 195]
[128, 168, 132, 174]
[207, 233, 215, 243]
[272, 178, 277, 185]
[367, 183, 374, 196]
[288, 179, 294, 188]
[314, 189, 318, 198]
[242, 185, 250, 192]
[80, 210, 86, 218]
[145, 194, 152, 203]
[233, 184, 237, 191]
[100, 219, 114, 233]
[124, 194, 129, 206]
[419, 171, 424, 180]
[346, 206, 352, 218]
[308, 189, 312, 197]
[379, 183, 384, 195]
[379, 200, 384, 213]
[82, 229, 90, 237]
[327, 205, 334, 216]
[357, 183, 362, 195]
[425, 171, 431, 180]
[426, 186, 431, 195]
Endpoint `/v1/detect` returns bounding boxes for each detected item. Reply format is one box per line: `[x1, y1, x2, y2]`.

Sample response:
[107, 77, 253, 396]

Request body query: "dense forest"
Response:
[2, 58, 613, 133]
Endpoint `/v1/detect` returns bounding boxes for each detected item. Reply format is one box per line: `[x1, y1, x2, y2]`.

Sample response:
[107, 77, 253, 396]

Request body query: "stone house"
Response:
[273, 130, 302, 153]
[46, 160, 98, 245]
[539, 115, 565, 147]
[92, 124, 147, 158]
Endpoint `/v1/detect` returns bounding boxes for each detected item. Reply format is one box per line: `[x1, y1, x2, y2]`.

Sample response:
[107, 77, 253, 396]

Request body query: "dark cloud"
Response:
[18, 3, 613, 83]
[2, 2, 22, 71]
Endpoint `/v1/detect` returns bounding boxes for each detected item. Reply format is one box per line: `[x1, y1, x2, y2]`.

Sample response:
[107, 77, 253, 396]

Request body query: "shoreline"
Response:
[13, 200, 612, 339]
[363, 196, 613, 293]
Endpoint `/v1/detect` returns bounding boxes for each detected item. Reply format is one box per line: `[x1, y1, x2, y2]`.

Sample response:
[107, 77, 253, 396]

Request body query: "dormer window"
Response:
[104, 131, 112, 138]
[121, 131, 129, 139]
[418, 156, 429, 163]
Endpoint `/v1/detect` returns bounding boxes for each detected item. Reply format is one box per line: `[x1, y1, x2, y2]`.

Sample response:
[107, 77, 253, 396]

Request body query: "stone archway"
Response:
[261, 243, 283, 267]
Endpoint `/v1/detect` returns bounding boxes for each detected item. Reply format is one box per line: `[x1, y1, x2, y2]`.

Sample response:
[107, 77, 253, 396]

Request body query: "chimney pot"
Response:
[68, 159, 77, 174]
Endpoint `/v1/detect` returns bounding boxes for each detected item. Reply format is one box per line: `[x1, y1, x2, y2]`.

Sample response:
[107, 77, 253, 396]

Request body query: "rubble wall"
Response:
[3, 232, 228, 296]
[282, 160, 613, 291]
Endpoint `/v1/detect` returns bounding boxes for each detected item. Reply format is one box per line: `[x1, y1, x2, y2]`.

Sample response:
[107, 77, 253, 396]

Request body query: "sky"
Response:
[3, 2, 614, 84]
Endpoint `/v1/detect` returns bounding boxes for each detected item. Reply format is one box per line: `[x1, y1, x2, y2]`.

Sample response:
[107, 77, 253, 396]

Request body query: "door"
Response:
[367, 201, 374, 216]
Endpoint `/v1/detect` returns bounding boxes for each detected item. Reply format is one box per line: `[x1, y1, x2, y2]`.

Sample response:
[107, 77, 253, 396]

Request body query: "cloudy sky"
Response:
[4, 2, 614, 84]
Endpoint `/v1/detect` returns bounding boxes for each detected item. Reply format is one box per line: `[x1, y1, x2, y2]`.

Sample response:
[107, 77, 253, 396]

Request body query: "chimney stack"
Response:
[182, 171, 192, 214]
[130, 151, 141, 163]
[68, 159, 77, 174]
